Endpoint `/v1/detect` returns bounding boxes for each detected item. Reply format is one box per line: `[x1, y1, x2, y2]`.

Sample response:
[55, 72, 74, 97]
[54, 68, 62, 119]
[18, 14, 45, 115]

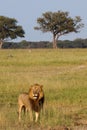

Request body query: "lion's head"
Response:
[28, 83, 44, 101]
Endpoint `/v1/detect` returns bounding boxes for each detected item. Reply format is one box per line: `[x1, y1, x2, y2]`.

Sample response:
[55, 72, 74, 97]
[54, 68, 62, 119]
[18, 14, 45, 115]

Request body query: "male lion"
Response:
[18, 83, 44, 122]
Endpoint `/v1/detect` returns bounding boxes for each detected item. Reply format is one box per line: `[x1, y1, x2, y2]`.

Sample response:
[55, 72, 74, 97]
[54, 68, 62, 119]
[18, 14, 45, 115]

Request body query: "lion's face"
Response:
[29, 84, 44, 101]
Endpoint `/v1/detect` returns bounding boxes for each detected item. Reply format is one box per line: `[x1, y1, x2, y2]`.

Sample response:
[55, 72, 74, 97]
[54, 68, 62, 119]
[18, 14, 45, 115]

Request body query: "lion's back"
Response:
[18, 93, 30, 108]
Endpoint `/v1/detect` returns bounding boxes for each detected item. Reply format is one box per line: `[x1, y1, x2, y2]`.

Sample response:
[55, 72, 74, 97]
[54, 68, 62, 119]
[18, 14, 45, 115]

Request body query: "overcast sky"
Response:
[0, 0, 87, 42]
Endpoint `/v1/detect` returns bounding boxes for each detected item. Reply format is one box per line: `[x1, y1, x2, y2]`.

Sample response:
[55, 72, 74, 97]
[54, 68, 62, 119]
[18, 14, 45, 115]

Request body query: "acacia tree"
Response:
[0, 16, 25, 48]
[34, 11, 84, 48]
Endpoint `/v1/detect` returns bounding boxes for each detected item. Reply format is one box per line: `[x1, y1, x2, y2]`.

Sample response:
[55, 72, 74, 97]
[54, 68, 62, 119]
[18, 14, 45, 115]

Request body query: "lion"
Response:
[18, 83, 44, 122]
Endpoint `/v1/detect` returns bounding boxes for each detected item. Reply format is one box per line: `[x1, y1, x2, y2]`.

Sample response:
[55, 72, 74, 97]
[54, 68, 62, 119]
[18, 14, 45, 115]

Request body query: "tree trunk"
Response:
[0, 39, 3, 49]
[53, 34, 57, 48]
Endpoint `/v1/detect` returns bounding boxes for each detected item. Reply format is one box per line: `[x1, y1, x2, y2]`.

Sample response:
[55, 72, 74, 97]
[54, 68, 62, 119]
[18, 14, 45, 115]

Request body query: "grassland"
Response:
[0, 49, 87, 130]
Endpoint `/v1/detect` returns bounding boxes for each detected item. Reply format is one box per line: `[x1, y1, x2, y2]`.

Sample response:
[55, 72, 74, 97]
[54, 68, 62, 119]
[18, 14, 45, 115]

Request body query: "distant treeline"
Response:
[2, 38, 87, 49]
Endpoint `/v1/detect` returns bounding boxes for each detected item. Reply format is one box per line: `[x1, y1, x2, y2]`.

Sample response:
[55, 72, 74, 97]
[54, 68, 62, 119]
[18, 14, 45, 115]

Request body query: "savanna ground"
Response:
[0, 49, 87, 130]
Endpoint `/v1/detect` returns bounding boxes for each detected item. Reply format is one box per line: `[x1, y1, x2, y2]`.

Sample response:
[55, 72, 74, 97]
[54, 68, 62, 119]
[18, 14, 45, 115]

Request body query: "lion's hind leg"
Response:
[18, 104, 24, 122]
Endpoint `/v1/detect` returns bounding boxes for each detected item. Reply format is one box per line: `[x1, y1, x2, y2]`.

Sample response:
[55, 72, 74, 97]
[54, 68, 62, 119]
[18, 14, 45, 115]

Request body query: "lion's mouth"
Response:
[33, 94, 38, 99]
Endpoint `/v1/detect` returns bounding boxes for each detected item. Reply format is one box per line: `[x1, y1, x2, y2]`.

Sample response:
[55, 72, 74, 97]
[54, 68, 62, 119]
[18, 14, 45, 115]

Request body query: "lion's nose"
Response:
[33, 93, 38, 99]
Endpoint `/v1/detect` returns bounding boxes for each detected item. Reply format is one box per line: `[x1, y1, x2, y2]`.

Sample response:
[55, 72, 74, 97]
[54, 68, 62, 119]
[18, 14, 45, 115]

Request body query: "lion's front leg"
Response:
[35, 112, 39, 122]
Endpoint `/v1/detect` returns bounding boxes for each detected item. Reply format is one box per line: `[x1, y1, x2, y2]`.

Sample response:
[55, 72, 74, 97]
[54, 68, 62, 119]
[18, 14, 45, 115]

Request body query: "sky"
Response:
[0, 0, 87, 42]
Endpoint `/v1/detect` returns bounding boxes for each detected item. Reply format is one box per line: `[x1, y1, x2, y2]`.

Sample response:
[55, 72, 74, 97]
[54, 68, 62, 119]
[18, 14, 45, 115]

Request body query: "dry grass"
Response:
[0, 49, 87, 129]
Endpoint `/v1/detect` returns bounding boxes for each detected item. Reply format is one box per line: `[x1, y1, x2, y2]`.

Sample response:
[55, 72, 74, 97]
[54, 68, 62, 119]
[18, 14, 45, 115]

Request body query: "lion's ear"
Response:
[29, 85, 33, 91]
[40, 85, 43, 88]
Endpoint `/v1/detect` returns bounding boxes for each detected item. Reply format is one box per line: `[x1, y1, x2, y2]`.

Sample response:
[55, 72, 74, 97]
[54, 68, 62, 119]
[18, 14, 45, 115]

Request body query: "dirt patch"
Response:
[73, 125, 87, 130]
[27, 124, 71, 130]
[49, 126, 71, 130]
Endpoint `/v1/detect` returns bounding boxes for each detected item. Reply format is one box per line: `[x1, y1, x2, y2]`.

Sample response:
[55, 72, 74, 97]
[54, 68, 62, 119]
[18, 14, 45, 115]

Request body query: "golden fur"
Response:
[18, 83, 44, 122]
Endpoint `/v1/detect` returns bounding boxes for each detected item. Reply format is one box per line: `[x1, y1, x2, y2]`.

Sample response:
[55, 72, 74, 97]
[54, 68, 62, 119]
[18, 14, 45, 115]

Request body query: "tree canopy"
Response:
[0, 16, 25, 48]
[34, 11, 84, 48]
